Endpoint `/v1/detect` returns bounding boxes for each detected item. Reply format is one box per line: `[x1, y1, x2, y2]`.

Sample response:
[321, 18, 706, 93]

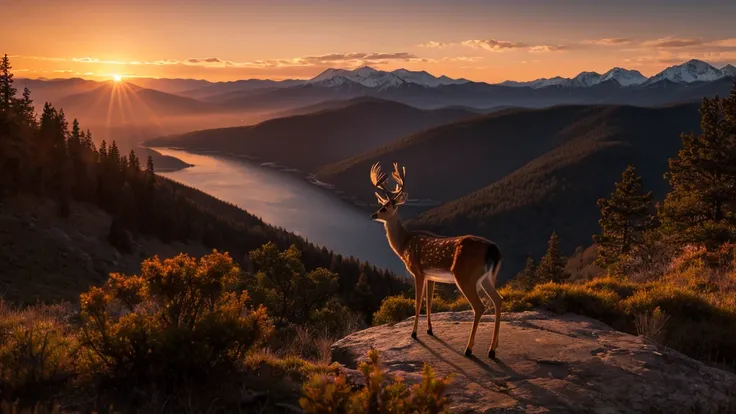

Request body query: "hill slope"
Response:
[144, 98, 476, 171]
[317, 104, 702, 277]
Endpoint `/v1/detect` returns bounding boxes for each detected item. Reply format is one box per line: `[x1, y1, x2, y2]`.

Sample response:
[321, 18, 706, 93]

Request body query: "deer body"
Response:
[370, 162, 503, 358]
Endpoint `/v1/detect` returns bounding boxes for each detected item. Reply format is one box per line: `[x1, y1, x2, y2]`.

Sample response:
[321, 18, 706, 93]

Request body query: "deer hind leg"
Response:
[480, 277, 503, 359]
[426, 280, 435, 336]
[411, 273, 426, 339]
[454, 274, 486, 357]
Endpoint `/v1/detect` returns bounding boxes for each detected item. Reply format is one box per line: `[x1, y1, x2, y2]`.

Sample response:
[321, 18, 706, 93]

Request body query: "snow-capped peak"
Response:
[600, 67, 647, 86]
[308, 66, 466, 89]
[648, 59, 725, 84]
[567, 71, 603, 87]
[309, 66, 405, 89]
[721, 64, 736, 77]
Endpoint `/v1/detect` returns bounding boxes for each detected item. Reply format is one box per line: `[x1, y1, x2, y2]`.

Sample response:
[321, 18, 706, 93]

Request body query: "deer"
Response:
[369, 161, 503, 358]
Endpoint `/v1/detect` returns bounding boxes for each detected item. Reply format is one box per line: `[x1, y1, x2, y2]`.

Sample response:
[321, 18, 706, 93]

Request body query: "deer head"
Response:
[370, 161, 408, 222]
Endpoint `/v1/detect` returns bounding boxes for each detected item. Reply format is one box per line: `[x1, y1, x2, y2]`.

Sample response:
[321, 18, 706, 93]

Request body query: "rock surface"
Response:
[331, 311, 736, 413]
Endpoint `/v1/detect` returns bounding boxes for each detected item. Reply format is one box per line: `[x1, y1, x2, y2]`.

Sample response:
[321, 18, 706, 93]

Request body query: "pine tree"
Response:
[513, 254, 537, 290]
[0, 54, 17, 113]
[82, 129, 95, 152]
[660, 90, 736, 249]
[108, 141, 121, 169]
[128, 149, 140, 172]
[145, 155, 156, 189]
[594, 165, 654, 269]
[98, 140, 108, 161]
[536, 232, 569, 283]
[15, 88, 36, 127]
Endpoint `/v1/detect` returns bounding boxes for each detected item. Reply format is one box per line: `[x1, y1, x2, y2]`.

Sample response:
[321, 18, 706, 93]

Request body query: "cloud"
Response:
[641, 37, 704, 48]
[707, 38, 736, 48]
[528, 45, 567, 53]
[583, 38, 634, 46]
[186, 57, 226, 64]
[461, 39, 566, 53]
[419, 41, 450, 48]
[461, 39, 527, 51]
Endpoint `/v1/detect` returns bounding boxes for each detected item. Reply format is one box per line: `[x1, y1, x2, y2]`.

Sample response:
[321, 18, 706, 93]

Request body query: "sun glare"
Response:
[113, 74, 122, 82]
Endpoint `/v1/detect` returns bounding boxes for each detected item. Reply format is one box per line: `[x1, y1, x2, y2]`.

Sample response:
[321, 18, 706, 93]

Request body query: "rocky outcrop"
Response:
[331, 311, 736, 413]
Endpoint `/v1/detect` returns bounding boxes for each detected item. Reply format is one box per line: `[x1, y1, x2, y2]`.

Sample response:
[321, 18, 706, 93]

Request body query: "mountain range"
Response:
[17, 59, 735, 120]
[501, 59, 734, 88]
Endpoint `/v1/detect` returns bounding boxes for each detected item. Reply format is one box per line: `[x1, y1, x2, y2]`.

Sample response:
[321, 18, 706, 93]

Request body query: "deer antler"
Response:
[390, 161, 406, 196]
[371, 162, 392, 203]
[371, 161, 407, 205]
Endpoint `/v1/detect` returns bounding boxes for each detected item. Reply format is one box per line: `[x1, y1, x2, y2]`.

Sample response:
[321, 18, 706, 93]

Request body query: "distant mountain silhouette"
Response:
[143, 98, 477, 171]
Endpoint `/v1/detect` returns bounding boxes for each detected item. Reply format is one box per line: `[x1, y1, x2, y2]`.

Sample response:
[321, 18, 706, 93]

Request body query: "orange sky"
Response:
[4, 0, 736, 83]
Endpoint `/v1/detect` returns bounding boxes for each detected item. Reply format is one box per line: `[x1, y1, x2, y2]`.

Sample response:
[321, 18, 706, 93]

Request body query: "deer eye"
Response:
[379, 206, 387, 212]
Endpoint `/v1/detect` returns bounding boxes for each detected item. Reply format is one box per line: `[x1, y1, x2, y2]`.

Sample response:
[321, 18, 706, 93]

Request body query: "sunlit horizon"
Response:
[4, 0, 736, 84]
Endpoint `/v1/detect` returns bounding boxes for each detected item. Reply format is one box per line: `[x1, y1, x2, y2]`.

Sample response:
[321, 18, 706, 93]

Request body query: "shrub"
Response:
[522, 282, 621, 323]
[0, 301, 78, 399]
[373, 296, 415, 326]
[78, 251, 273, 390]
[300, 349, 452, 414]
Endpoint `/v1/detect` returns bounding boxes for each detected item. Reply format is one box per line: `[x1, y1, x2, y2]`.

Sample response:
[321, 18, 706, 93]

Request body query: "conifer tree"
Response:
[98, 140, 108, 161]
[68, 119, 81, 148]
[108, 141, 121, 169]
[0, 54, 16, 113]
[535, 232, 569, 283]
[514, 254, 538, 290]
[15, 88, 36, 127]
[82, 129, 95, 152]
[128, 149, 140, 172]
[660, 89, 736, 248]
[145, 155, 156, 188]
[594, 165, 654, 269]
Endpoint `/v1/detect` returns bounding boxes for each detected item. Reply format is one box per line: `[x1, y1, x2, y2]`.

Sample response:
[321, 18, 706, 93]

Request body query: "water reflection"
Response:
[153, 148, 407, 275]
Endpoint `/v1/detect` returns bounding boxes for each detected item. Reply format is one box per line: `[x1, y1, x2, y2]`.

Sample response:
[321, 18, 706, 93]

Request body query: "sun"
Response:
[113, 74, 123, 82]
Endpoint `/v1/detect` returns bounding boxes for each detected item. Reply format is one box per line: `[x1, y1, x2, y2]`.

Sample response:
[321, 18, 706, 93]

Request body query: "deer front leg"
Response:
[426, 280, 435, 336]
[412, 273, 425, 339]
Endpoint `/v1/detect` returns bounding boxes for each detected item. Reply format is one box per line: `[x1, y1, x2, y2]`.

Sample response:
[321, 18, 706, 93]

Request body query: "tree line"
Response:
[0, 54, 409, 322]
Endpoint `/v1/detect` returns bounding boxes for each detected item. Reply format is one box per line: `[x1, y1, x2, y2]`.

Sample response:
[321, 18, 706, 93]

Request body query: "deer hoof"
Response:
[488, 349, 496, 359]
[464, 348, 472, 357]
[411, 332, 417, 339]
[427, 329, 433, 336]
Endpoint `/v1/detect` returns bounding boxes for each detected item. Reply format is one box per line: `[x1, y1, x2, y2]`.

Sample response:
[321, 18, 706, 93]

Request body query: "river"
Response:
[152, 148, 407, 275]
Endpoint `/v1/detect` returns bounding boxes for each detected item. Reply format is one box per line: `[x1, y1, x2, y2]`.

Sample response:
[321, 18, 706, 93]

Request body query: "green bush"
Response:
[300, 349, 452, 414]
[373, 296, 415, 326]
[78, 251, 273, 389]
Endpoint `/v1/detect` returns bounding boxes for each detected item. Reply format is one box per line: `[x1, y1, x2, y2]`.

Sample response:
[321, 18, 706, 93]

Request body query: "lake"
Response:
[153, 148, 407, 275]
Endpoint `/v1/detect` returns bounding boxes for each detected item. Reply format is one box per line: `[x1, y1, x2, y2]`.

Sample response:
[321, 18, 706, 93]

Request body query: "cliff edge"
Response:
[331, 311, 735, 413]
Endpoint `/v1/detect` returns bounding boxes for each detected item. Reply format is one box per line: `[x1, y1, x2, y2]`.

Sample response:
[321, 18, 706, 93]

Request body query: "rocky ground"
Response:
[331, 311, 736, 414]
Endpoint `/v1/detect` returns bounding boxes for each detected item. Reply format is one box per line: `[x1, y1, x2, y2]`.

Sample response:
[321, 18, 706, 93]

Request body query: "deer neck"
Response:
[383, 215, 409, 258]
